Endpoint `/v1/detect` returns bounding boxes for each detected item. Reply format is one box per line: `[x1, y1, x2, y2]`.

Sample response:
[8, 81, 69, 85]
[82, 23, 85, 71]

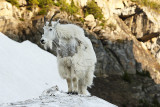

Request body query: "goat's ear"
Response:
[54, 19, 60, 27]
[57, 19, 60, 23]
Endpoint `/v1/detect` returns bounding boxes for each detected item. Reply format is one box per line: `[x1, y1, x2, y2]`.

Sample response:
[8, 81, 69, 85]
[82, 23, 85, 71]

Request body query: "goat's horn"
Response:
[44, 16, 46, 25]
[49, 10, 60, 26]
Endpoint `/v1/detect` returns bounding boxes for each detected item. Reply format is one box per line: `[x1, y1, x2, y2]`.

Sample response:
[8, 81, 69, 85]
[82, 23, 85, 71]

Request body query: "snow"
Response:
[0, 32, 67, 103]
[0, 86, 117, 107]
[0, 32, 117, 107]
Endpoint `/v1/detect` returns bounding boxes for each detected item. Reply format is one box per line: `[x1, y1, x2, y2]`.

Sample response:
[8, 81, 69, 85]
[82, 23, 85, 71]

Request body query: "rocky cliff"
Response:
[0, 0, 160, 106]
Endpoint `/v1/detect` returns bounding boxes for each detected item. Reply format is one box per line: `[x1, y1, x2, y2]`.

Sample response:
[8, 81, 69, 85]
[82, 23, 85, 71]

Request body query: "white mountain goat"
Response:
[40, 11, 97, 95]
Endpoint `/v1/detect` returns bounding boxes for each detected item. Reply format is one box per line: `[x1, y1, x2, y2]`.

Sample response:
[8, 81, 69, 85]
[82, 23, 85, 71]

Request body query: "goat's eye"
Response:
[49, 28, 52, 31]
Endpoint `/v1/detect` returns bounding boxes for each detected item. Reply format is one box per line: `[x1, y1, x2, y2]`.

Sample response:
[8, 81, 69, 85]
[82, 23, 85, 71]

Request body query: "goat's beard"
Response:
[43, 40, 53, 50]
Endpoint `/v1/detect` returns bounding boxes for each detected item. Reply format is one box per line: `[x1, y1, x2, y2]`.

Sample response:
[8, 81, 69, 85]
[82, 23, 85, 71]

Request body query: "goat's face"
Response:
[40, 10, 60, 50]
[40, 21, 56, 45]
[40, 20, 60, 50]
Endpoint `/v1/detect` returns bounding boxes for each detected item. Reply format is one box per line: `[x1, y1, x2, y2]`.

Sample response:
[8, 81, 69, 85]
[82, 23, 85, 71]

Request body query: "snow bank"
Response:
[0, 32, 67, 103]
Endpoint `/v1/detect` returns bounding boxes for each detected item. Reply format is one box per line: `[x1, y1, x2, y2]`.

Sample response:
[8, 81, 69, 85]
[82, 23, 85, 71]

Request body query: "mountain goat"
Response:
[40, 11, 97, 95]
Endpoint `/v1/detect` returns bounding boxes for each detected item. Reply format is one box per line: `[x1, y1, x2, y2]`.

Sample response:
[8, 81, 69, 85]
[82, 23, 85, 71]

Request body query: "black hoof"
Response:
[72, 92, 78, 95]
[67, 92, 72, 94]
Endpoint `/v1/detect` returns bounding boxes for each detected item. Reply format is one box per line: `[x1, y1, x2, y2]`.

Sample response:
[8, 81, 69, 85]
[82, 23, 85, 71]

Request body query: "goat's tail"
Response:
[84, 66, 95, 87]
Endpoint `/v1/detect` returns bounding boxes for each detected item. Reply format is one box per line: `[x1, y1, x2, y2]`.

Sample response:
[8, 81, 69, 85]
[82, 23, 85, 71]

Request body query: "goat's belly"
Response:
[58, 56, 72, 66]
[57, 56, 88, 79]
[57, 57, 72, 79]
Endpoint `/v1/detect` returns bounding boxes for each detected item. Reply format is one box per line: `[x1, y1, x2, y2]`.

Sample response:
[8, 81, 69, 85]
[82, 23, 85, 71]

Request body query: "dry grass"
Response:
[131, 0, 160, 13]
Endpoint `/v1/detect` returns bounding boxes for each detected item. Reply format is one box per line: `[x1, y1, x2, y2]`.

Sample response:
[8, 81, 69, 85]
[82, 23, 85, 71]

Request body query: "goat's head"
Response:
[40, 10, 60, 49]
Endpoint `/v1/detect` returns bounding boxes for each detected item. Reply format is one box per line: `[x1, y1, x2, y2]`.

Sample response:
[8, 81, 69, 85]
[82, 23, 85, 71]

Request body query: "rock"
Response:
[41, 86, 59, 97]
[93, 26, 102, 32]
[114, 5, 136, 18]
[89, 74, 160, 106]
[151, 37, 157, 43]
[87, 32, 136, 75]
[107, 40, 136, 74]
[86, 21, 96, 30]
[140, 42, 148, 50]
[143, 37, 160, 64]
[122, 5, 160, 39]
[116, 2, 160, 69]
[84, 14, 96, 30]
[0, 1, 13, 17]
[72, 0, 130, 19]
[156, 37, 160, 45]
[18, 0, 27, 6]
[85, 14, 95, 22]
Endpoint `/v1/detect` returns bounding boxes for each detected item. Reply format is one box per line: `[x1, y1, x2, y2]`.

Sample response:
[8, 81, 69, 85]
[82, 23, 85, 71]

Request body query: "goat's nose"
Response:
[40, 39, 45, 44]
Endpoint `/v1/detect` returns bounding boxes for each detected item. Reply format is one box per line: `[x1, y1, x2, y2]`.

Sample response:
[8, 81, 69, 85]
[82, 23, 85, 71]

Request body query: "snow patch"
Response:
[0, 32, 67, 103]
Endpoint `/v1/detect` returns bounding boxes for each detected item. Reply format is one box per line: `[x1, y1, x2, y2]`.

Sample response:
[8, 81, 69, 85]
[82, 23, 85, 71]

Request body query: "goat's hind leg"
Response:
[78, 79, 83, 94]
[82, 83, 88, 95]
[78, 78, 88, 95]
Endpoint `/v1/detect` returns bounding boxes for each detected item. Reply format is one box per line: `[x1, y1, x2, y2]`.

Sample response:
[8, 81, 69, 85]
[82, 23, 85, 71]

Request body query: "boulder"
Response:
[85, 14, 95, 22]
[18, 0, 27, 6]
[0, 1, 12, 17]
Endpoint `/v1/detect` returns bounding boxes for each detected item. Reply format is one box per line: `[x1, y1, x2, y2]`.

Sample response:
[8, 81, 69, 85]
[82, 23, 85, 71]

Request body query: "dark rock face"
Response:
[88, 75, 160, 107]
[88, 33, 137, 76]
[86, 32, 124, 76]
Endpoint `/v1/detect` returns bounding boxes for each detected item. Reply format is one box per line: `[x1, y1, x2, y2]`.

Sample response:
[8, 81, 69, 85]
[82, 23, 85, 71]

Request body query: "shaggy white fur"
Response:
[41, 20, 97, 95]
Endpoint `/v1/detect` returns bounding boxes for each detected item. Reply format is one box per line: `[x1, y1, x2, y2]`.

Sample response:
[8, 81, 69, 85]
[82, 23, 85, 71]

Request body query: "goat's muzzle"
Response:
[40, 39, 45, 44]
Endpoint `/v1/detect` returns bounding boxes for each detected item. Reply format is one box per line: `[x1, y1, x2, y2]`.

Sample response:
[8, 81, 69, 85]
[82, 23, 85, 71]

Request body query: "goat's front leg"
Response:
[78, 79, 83, 94]
[72, 77, 78, 95]
[67, 78, 72, 94]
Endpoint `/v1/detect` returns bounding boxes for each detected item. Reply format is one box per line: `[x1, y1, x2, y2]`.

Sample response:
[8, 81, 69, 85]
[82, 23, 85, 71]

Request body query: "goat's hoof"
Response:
[67, 92, 72, 94]
[72, 92, 78, 95]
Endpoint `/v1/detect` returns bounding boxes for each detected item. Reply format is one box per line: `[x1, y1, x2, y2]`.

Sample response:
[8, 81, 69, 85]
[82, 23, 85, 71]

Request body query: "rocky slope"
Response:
[0, 0, 160, 106]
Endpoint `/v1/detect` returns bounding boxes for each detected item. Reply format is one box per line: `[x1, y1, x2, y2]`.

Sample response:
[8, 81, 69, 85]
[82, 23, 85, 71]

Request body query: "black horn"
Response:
[49, 10, 60, 26]
[44, 16, 46, 26]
